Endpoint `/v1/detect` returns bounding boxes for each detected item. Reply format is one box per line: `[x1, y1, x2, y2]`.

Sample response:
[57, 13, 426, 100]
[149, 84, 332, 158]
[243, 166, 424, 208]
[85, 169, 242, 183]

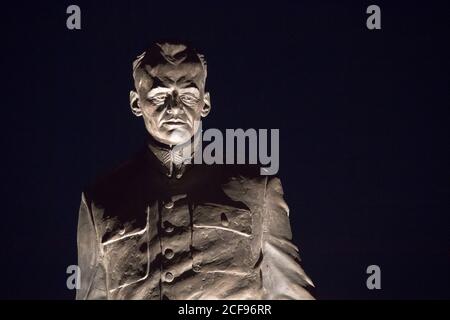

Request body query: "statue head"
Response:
[130, 42, 211, 146]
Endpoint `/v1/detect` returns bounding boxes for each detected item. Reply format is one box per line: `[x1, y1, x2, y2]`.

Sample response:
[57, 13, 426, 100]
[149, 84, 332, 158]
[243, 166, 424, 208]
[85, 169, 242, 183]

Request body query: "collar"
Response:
[147, 131, 201, 179]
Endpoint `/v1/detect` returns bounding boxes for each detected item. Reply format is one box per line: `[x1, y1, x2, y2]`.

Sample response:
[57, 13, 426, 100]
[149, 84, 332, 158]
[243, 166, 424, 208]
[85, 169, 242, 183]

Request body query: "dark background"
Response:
[1, 1, 449, 299]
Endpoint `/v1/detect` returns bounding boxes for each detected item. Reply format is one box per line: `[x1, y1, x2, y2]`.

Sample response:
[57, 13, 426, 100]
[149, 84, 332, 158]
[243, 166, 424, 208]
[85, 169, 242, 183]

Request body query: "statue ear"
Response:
[130, 90, 142, 117]
[201, 92, 211, 117]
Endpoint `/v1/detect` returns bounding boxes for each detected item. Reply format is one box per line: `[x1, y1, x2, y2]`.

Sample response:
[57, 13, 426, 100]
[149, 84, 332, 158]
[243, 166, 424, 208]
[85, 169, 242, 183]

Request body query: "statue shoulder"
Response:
[83, 149, 150, 207]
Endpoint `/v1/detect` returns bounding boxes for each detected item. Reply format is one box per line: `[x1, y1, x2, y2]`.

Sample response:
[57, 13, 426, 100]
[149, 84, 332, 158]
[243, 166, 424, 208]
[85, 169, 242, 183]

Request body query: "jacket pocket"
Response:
[192, 202, 254, 273]
[102, 227, 149, 291]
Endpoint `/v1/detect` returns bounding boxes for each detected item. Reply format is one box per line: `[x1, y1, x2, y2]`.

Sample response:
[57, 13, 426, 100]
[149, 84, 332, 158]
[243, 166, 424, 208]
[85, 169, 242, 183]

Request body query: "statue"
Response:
[76, 42, 314, 300]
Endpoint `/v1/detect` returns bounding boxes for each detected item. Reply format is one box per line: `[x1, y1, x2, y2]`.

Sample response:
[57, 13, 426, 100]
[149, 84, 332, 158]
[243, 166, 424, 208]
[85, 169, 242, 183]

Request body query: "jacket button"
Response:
[164, 201, 174, 209]
[164, 272, 174, 283]
[221, 213, 229, 227]
[163, 221, 174, 233]
[193, 264, 201, 273]
[164, 248, 174, 259]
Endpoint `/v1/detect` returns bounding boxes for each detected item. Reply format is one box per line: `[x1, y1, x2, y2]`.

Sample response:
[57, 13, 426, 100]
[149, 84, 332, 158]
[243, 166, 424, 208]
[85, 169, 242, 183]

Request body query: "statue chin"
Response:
[155, 129, 192, 147]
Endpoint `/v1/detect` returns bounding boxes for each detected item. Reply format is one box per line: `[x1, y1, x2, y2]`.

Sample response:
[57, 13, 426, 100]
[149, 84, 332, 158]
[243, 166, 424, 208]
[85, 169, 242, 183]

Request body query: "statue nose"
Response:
[166, 104, 184, 115]
[166, 95, 184, 115]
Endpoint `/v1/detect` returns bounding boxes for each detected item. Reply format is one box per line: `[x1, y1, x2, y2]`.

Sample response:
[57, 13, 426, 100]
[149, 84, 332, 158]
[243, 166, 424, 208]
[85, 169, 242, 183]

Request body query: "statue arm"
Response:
[76, 192, 107, 300]
[260, 176, 315, 300]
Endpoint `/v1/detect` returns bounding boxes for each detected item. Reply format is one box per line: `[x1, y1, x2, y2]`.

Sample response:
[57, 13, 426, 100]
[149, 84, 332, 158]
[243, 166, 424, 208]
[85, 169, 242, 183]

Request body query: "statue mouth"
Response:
[163, 120, 187, 126]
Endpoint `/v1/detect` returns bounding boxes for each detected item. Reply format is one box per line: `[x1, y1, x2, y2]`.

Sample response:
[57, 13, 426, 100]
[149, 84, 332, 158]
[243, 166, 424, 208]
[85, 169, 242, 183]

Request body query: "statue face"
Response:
[131, 61, 210, 146]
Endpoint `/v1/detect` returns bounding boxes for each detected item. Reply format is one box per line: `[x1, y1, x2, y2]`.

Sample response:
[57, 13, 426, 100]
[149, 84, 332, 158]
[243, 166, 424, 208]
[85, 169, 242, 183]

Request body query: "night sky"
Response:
[1, 1, 449, 299]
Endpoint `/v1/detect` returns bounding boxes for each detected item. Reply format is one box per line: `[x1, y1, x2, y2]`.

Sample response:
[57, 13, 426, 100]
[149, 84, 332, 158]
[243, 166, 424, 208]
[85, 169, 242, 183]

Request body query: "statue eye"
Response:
[179, 94, 199, 104]
[149, 94, 167, 105]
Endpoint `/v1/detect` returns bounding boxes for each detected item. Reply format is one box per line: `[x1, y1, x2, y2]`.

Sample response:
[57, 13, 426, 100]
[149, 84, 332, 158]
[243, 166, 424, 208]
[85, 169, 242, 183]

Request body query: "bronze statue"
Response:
[76, 42, 314, 299]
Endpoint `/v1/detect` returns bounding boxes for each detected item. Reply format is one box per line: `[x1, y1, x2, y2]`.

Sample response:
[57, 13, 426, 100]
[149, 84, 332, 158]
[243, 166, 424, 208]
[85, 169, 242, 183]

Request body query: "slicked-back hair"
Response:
[132, 42, 207, 89]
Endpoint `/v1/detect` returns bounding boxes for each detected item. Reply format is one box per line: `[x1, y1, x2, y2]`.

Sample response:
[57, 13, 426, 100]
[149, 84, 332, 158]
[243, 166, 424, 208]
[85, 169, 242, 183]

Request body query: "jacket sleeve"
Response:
[76, 192, 108, 300]
[260, 177, 315, 300]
